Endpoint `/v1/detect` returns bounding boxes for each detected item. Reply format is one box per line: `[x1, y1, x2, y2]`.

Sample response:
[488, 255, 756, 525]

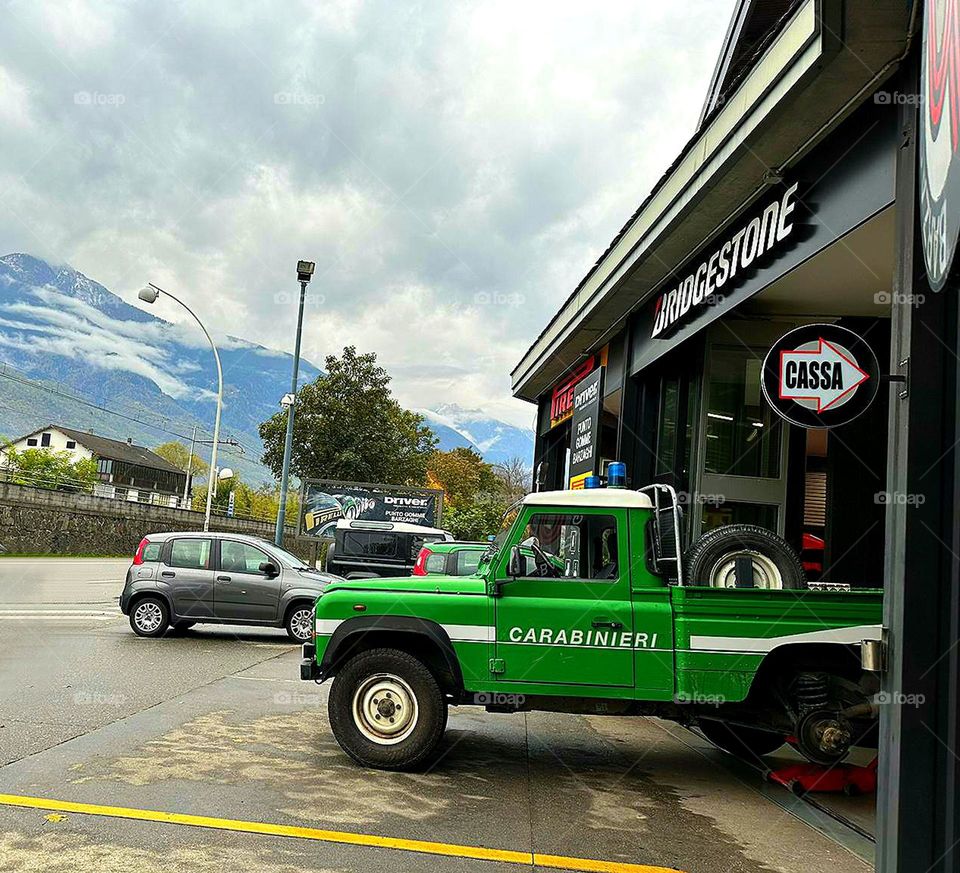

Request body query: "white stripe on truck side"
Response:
[688, 623, 882, 654]
[314, 617, 493, 643]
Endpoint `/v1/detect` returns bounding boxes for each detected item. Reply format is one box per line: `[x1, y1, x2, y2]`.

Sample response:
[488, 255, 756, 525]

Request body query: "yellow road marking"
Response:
[0, 793, 682, 873]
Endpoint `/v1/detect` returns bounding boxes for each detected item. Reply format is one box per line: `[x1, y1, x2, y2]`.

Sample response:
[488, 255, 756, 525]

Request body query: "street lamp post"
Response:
[274, 260, 314, 546]
[139, 282, 223, 532]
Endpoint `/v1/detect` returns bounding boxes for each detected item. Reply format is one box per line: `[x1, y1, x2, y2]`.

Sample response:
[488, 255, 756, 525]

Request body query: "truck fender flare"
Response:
[319, 615, 464, 690]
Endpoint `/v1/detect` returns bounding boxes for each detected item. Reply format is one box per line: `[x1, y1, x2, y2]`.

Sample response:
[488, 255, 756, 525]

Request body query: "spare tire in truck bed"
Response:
[684, 524, 806, 590]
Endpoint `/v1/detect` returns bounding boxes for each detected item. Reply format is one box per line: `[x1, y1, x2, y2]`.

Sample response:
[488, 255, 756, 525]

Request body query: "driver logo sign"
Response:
[762, 325, 880, 428]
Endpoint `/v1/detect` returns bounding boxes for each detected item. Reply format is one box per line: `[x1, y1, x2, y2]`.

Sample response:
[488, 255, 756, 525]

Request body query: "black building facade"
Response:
[512, 3, 960, 870]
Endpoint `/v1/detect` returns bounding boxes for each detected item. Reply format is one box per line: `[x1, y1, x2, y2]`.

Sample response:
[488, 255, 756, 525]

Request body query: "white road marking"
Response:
[0, 615, 118, 622]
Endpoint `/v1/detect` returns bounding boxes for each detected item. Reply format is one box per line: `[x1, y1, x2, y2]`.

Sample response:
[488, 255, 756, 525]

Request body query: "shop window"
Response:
[704, 349, 781, 478]
[702, 501, 779, 532]
[655, 379, 679, 476]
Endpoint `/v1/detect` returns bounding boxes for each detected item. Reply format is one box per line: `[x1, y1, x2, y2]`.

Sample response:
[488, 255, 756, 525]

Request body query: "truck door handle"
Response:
[217, 575, 231, 582]
[592, 619, 623, 629]
[161, 571, 175, 578]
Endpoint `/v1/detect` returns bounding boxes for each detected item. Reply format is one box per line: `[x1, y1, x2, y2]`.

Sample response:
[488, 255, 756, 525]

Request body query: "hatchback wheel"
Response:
[130, 596, 169, 637]
[285, 605, 314, 642]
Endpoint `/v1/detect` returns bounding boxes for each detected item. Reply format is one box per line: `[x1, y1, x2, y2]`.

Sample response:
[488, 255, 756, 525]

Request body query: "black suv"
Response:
[324, 519, 452, 579]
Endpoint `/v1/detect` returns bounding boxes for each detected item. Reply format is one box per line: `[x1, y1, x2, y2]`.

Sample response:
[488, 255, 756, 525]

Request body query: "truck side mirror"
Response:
[508, 546, 524, 578]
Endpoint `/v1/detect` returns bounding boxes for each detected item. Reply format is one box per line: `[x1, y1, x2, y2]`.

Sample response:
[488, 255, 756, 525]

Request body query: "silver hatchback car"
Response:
[119, 531, 339, 642]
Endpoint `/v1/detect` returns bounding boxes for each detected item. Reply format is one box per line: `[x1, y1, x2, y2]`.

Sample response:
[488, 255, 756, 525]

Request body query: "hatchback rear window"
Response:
[425, 553, 446, 574]
[456, 550, 482, 575]
[142, 542, 161, 562]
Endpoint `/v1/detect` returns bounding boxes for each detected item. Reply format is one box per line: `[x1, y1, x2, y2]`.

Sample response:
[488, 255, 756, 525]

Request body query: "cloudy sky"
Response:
[0, 0, 733, 427]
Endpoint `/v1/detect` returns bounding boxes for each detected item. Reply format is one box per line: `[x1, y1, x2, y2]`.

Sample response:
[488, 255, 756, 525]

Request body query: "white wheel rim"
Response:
[290, 609, 313, 641]
[351, 673, 419, 745]
[708, 550, 784, 589]
[134, 601, 163, 632]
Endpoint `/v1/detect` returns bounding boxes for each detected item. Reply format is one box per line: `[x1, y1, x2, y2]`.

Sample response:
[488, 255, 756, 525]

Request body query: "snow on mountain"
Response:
[418, 403, 534, 466]
[0, 253, 321, 484]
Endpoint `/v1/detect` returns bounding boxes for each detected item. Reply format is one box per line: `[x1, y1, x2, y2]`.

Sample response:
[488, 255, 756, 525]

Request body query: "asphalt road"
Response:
[0, 558, 871, 873]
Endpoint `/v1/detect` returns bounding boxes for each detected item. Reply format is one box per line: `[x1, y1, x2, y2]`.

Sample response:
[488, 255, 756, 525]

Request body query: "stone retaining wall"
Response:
[0, 482, 312, 559]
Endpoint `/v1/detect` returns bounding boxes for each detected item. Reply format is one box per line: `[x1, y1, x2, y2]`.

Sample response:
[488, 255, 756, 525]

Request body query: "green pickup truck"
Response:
[300, 484, 883, 771]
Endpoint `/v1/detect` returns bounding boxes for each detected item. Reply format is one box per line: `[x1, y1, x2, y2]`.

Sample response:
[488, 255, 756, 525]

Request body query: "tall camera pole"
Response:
[274, 260, 314, 545]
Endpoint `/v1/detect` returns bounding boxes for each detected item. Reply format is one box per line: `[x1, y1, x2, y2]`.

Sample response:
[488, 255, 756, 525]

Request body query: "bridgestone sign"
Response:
[652, 182, 799, 337]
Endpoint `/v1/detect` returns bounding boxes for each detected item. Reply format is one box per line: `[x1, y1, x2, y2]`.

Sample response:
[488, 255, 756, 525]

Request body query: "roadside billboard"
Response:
[299, 479, 444, 539]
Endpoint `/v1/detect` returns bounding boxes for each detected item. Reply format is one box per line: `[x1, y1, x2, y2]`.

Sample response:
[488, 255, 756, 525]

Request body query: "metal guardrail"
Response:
[0, 468, 291, 528]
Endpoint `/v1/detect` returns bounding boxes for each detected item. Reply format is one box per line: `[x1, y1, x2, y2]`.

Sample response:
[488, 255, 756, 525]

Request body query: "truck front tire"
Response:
[684, 525, 806, 589]
[698, 719, 785, 759]
[328, 647, 448, 771]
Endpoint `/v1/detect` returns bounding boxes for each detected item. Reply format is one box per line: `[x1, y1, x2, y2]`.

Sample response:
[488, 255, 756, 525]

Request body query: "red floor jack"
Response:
[767, 748, 878, 796]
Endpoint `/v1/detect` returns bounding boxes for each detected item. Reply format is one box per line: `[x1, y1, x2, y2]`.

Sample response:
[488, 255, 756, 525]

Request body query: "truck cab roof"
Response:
[523, 489, 653, 509]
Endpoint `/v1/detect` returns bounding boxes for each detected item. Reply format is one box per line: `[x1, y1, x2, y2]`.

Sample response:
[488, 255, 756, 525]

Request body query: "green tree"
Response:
[154, 440, 209, 480]
[426, 447, 499, 510]
[2, 447, 99, 492]
[259, 346, 437, 485]
[443, 492, 508, 541]
[191, 474, 299, 526]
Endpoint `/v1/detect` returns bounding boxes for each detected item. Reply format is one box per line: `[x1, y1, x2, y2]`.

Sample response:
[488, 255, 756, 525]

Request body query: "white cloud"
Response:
[0, 0, 734, 428]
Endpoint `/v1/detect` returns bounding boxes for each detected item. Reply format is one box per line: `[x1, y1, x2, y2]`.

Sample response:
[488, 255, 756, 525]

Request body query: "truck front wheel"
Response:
[328, 647, 447, 771]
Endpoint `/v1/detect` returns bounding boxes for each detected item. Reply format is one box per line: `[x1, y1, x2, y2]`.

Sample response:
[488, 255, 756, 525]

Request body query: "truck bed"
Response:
[669, 585, 883, 703]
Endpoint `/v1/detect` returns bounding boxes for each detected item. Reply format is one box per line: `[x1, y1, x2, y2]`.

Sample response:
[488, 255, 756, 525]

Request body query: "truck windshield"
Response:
[486, 499, 523, 559]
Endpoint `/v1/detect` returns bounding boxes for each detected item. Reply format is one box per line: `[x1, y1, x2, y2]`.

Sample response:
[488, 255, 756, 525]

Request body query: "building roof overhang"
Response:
[511, 0, 916, 402]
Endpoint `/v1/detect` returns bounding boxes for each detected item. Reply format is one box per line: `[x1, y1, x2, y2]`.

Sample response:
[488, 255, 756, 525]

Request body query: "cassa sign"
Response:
[761, 325, 880, 428]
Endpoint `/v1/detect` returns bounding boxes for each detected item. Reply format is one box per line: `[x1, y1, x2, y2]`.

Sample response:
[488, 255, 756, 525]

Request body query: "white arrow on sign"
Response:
[778, 338, 869, 413]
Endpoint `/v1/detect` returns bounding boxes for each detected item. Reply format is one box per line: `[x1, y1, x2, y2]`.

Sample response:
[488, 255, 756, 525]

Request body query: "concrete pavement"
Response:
[0, 558, 871, 873]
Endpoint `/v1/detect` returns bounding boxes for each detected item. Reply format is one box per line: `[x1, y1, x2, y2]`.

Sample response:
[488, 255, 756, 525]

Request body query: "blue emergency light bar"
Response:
[607, 461, 627, 488]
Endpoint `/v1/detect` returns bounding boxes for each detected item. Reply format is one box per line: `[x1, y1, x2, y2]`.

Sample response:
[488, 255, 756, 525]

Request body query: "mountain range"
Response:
[417, 403, 534, 466]
[0, 254, 532, 482]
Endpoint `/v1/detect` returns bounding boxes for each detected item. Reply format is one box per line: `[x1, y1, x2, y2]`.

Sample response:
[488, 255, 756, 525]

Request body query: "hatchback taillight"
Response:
[412, 547, 432, 576]
[132, 537, 149, 565]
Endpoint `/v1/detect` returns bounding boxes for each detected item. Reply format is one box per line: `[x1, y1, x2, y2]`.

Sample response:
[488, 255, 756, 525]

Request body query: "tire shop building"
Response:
[511, 2, 960, 871]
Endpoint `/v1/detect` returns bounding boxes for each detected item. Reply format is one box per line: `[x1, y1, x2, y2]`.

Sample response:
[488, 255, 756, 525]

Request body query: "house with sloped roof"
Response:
[2, 424, 188, 505]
